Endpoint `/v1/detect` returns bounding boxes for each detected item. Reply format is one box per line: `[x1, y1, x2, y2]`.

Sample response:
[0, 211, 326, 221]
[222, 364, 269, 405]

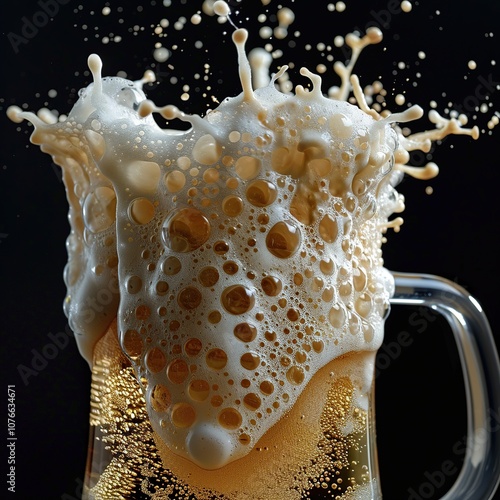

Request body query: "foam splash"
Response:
[7, 17, 479, 471]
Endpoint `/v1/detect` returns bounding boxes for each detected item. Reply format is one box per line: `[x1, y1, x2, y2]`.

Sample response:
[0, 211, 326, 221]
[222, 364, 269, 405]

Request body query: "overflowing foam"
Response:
[8, 17, 479, 471]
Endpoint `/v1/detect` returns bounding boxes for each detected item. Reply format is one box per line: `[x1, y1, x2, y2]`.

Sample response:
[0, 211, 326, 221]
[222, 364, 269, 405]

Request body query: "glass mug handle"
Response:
[390, 272, 500, 500]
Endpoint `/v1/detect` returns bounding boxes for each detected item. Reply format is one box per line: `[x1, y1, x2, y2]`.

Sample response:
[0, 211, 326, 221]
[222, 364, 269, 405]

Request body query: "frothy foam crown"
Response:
[8, 26, 478, 469]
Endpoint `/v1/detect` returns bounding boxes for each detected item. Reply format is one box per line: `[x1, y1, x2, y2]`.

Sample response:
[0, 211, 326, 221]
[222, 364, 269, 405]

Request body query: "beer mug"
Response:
[10, 31, 499, 500]
[82, 272, 500, 500]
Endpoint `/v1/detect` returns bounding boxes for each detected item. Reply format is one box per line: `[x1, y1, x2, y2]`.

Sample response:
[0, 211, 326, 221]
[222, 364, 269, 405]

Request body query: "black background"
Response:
[1, 1, 499, 499]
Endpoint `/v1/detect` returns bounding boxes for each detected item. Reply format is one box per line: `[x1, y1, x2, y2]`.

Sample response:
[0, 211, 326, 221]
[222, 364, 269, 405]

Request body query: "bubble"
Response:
[169, 320, 181, 333]
[208, 310, 222, 324]
[124, 161, 161, 193]
[121, 329, 143, 360]
[243, 393, 262, 410]
[126, 275, 142, 294]
[239, 433, 251, 445]
[218, 408, 242, 430]
[164, 170, 186, 193]
[155, 281, 169, 295]
[185, 338, 203, 357]
[280, 356, 291, 368]
[336, 1, 346, 12]
[222, 261, 239, 275]
[286, 365, 305, 385]
[188, 379, 210, 401]
[150, 384, 171, 412]
[171, 403, 196, 428]
[319, 215, 338, 243]
[355, 293, 373, 317]
[206, 348, 228, 370]
[265, 331, 276, 342]
[259, 380, 274, 395]
[246, 179, 278, 206]
[320, 258, 335, 275]
[203, 167, 220, 183]
[167, 359, 190, 384]
[222, 195, 244, 216]
[221, 285, 255, 314]
[261, 275, 282, 296]
[266, 220, 301, 258]
[162, 208, 211, 252]
[193, 134, 222, 165]
[82, 187, 116, 233]
[146, 347, 167, 373]
[339, 280, 352, 297]
[240, 352, 260, 370]
[295, 351, 307, 363]
[257, 213, 269, 225]
[214, 241, 229, 255]
[129, 197, 155, 224]
[199, 267, 220, 287]
[312, 340, 324, 353]
[178, 286, 202, 309]
[353, 268, 367, 291]
[235, 156, 262, 180]
[234, 322, 257, 342]
[329, 304, 346, 328]
[162, 256, 182, 275]
[191, 13, 202, 25]
[364, 323, 375, 343]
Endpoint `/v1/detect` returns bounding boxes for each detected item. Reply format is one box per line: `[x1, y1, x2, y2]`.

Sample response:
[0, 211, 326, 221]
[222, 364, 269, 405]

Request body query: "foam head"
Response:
[8, 30, 478, 469]
[63, 53, 398, 469]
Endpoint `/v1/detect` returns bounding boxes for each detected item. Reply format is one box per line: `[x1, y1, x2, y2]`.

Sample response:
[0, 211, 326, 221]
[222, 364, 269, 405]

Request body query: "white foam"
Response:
[8, 24, 479, 469]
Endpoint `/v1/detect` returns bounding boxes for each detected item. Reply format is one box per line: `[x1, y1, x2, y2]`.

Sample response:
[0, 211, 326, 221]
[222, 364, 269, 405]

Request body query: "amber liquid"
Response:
[83, 321, 381, 499]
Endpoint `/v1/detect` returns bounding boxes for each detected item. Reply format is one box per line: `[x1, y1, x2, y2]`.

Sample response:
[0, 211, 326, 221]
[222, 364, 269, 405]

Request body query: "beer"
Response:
[86, 321, 380, 498]
[6, 1, 487, 498]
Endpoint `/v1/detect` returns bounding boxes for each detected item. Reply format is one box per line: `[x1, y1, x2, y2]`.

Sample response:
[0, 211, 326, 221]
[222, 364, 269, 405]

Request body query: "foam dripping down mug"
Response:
[8, 29, 500, 500]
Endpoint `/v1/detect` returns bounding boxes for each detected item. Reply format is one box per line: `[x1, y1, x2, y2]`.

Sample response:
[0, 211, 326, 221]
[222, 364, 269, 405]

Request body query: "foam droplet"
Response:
[186, 424, 233, 470]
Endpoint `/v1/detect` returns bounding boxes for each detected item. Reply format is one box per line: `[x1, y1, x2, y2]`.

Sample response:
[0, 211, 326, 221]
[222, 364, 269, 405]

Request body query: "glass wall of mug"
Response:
[84, 319, 381, 500]
[83, 273, 500, 500]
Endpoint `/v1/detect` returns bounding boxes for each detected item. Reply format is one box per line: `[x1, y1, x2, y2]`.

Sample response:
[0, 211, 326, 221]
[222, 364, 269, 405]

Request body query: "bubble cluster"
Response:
[11, 37, 478, 470]
[88, 324, 379, 499]
[7, 0, 484, 486]
[96, 58, 414, 469]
